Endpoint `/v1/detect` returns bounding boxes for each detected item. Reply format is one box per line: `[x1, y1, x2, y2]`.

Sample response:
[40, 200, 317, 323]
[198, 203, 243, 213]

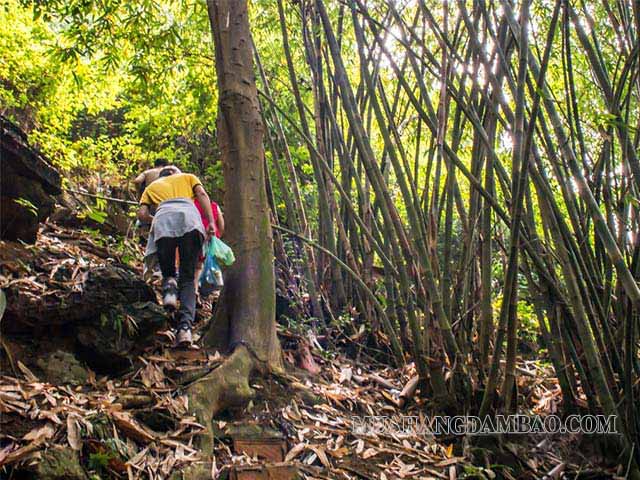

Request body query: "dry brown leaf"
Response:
[0, 444, 15, 465]
[362, 447, 379, 459]
[67, 414, 82, 450]
[111, 410, 155, 444]
[208, 351, 222, 363]
[39, 410, 63, 424]
[160, 439, 198, 454]
[284, 442, 306, 462]
[381, 390, 399, 406]
[398, 462, 416, 477]
[42, 390, 57, 407]
[127, 446, 150, 467]
[141, 362, 165, 388]
[0, 442, 41, 467]
[327, 447, 349, 459]
[284, 405, 301, 422]
[310, 446, 331, 468]
[86, 368, 97, 386]
[0, 385, 21, 392]
[0, 391, 22, 402]
[434, 457, 462, 467]
[17, 361, 38, 383]
[444, 443, 454, 458]
[290, 381, 312, 391]
[4, 396, 30, 411]
[338, 367, 352, 384]
[22, 423, 54, 443]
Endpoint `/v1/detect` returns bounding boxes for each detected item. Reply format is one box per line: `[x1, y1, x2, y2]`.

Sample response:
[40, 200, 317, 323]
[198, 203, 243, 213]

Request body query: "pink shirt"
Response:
[195, 200, 221, 238]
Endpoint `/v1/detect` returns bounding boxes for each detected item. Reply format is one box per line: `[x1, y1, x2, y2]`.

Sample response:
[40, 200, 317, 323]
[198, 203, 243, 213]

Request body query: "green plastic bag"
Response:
[211, 236, 235, 266]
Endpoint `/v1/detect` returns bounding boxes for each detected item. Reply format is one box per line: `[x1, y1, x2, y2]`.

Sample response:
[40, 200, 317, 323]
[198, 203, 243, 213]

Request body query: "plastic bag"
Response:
[200, 241, 224, 296]
[211, 237, 235, 266]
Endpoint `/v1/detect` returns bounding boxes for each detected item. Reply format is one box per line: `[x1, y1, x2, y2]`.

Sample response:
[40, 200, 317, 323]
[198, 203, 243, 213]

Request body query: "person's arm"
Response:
[194, 185, 215, 238]
[137, 204, 153, 223]
[133, 172, 147, 197]
[133, 172, 146, 185]
[216, 206, 225, 237]
[137, 187, 154, 223]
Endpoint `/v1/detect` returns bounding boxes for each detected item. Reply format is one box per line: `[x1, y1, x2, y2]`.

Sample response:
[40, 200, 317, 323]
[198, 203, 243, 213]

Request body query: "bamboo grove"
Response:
[257, 0, 640, 466]
[3, 0, 640, 471]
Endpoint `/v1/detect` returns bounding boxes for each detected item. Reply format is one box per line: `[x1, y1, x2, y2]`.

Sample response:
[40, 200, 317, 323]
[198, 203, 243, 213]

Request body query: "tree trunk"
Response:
[187, 1, 282, 472]
[202, 0, 280, 368]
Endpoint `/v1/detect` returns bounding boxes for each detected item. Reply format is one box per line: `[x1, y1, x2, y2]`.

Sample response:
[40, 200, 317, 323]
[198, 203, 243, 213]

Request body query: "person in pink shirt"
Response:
[195, 198, 224, 239]
[194, 199, 225, 302]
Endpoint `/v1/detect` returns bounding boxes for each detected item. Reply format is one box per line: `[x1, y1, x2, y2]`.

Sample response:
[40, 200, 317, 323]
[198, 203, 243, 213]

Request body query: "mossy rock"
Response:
[37, 350, 88, 385]
[34, 446, 87, 480]
[75, 302, 166, 374]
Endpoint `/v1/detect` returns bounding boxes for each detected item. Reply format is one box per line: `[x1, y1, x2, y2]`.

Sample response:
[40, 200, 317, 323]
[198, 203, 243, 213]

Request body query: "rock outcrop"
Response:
[0, 224, 166, 378]
[1, 115, 62, 243]
[75, 302, 166, 374]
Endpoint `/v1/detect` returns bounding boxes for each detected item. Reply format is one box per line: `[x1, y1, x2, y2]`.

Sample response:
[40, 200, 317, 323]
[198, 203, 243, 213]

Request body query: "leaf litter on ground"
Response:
[0, 223, 607, 479]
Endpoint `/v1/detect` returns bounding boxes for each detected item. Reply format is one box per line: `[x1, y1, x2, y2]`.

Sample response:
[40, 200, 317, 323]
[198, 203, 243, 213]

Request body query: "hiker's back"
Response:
[140, 173, 201, 206]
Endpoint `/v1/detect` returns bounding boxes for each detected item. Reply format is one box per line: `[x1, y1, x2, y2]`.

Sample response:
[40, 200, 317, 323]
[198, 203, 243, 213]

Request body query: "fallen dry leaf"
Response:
[338, 367, 352, 384]
[285, 442, 306, 462]
[435, 457, 462, 467]
[67, 414, 82, 450]
[22, 423, 55, 443]
[310, 445, 331, 468]
[362, 447, 379, 459]
[17, 362, 38, 383]
[0, 442, 41, 467]
[111, 410, 155, 444]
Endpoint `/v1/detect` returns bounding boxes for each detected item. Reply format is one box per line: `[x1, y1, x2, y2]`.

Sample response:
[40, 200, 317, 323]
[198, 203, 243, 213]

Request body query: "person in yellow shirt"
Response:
[138, 168, 215, 347]
[133, 160, 180, 242]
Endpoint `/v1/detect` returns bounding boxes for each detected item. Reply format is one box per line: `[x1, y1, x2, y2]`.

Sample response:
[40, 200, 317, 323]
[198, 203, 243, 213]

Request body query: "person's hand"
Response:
[206, 223, 216, 240]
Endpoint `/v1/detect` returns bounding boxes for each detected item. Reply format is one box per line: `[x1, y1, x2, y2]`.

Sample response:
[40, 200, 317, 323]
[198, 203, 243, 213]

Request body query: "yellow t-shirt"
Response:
[140, 173, 202, 206]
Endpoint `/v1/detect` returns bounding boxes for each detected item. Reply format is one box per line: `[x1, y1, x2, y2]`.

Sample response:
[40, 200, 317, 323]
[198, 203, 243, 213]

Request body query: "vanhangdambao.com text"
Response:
[351, 415, 618, 436]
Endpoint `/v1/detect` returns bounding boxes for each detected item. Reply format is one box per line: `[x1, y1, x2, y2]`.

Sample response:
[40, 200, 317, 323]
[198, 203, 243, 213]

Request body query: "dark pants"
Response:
[156, 230, 202, 330]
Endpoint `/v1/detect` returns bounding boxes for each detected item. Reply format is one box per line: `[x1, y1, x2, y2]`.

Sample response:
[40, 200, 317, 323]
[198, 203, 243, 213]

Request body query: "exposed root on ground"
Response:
[187, 345, 255, 453]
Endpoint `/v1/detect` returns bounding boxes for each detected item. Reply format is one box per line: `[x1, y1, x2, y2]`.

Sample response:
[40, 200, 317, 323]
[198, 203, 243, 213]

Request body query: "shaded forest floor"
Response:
[0, 218, 623, 479]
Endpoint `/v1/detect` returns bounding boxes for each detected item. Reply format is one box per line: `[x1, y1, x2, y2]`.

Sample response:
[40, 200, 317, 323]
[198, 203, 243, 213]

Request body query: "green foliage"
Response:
[87, 452, 111, 472]
[461, 463, 497, 479]
[13, 197, 38, 216]
[516, 300, 539, 345]
[2, 0, 219, 191]
[81, 227, 106, 246]
[99, 309, 138, 340]
[84, 207, 108, 224]
[100, 312, 123, 339]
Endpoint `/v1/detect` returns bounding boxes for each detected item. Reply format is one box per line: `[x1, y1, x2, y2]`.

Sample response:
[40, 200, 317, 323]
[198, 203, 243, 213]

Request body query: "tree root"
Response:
[186, 345, 256, 462]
